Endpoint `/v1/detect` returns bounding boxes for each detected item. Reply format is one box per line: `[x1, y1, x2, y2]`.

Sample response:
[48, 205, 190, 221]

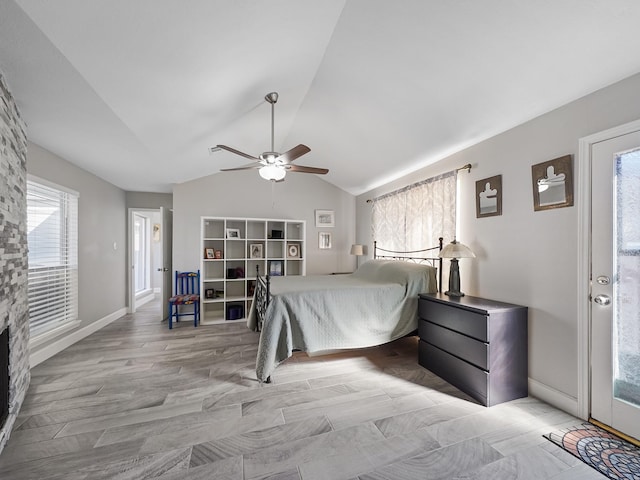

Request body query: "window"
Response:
[27, 177, 78, 337]
[371, 171, 457, 252]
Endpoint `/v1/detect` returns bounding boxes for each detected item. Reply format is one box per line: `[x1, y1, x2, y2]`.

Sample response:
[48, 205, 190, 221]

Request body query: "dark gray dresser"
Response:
[418, 293, 528, 407]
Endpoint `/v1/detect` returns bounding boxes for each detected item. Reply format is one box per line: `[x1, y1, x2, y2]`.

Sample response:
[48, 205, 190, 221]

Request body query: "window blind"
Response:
[27, 179, 78, 336]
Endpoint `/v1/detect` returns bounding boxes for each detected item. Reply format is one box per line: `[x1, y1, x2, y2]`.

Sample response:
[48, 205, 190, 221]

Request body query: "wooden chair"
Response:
[168, 271, 200, 329]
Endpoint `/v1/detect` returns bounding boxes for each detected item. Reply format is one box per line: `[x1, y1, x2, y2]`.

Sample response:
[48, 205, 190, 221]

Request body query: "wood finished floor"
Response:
[0, 300, 604, 480]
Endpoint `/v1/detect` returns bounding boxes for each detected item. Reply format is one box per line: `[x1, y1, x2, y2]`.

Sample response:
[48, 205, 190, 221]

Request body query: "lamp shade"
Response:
[438, 239, 476, 259]
[259, 165, 286, 181]
[350, 244, 364, 256]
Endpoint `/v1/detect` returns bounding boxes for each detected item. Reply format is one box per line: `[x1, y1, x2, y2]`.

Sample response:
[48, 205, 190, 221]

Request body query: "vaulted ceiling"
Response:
[2, 1, 640, 195]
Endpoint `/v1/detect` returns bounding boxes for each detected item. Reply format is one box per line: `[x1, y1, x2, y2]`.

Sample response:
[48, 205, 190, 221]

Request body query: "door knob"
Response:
[593, 294, 611, 306]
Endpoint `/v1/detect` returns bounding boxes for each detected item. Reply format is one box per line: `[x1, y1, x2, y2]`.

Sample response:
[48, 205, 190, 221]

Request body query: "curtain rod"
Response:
[366, 163, 472, 204]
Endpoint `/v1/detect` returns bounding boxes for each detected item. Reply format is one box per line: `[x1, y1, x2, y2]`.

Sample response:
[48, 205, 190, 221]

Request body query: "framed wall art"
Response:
[475, 175, 502, 218]
[315, 209, 335, 227]
[531, 155, 574, 211]
[319, 232, 332, 249]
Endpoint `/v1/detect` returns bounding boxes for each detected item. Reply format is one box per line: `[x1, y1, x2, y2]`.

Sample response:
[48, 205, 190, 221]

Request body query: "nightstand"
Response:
[418, 293, 528, 407]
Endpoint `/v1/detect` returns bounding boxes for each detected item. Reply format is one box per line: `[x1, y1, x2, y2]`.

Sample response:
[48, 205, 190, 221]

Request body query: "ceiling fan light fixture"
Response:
[259, 164, 286, 181]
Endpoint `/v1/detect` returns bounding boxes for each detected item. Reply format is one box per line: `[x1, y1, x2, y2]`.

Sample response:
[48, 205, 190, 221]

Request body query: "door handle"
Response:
[593, 294, 611, 306]
[157, 267, 169, 272]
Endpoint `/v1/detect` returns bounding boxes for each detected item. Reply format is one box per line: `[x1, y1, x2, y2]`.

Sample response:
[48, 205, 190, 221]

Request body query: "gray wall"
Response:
[356, 72, 640, 406]
[173, 170, 355, 275]
[27, 143, 127, 328]
[126, 191, 173, 211]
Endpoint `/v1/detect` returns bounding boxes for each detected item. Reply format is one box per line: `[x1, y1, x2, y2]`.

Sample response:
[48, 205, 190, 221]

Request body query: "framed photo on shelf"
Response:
[249, 243, 263, 259]
[315, 209, 335, 227]
[205, 288, 215, 299]
[204, 248, 215, 259]
[268, 260, 283, 276]
[318, 232, 332, 249]
[225, 228, 241, 239]
[214, 250, 222, 259]
[287, 243, 300, 258]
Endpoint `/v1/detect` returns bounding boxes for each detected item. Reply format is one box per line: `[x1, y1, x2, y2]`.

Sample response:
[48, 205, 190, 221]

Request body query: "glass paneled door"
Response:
[591, 129, 640, 441]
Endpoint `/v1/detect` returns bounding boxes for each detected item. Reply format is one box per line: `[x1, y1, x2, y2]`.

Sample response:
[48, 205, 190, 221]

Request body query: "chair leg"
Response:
[194, 303, 199, 327]
[168, 302, 173, 329]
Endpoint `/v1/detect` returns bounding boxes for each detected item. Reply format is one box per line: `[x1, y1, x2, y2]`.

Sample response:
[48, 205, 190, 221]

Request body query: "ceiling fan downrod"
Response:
[265, 92, 278, 153]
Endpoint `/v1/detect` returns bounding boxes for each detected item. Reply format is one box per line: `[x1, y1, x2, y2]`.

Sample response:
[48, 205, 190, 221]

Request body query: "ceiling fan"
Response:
[209, 92, 329, 182]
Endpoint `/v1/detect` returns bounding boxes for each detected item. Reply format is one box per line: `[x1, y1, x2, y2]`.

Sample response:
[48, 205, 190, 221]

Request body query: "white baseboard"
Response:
[528, 377, 581, 418]
[136, 293, 155, 308]
[30, 307, 127, 367]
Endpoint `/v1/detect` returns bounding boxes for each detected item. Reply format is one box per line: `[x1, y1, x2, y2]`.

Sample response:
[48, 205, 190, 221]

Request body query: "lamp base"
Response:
[445, 290, 465, 297]
[445, 258, 465, 297]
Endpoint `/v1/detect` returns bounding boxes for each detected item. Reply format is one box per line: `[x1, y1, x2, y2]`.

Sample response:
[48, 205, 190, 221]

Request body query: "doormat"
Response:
[544, 422, 640, 480]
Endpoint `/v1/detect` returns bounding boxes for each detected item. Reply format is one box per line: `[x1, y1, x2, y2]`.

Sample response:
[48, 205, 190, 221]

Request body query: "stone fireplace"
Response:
[0, 72, 30, 453]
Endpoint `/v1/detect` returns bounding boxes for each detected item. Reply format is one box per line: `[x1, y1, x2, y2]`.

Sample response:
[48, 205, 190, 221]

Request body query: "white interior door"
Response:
[591, 129, 640, 441]
[160, 207, 173, 320]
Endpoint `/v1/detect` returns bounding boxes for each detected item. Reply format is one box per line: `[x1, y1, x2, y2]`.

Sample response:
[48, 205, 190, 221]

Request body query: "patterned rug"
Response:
[544, 422, 640, 480]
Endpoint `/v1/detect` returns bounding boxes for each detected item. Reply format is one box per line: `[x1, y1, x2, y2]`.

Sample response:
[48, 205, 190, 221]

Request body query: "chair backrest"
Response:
[175, 271, 200, 295]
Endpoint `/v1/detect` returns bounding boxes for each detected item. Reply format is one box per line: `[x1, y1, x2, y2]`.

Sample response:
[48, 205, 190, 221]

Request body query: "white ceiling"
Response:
[2, 1, 640, 195]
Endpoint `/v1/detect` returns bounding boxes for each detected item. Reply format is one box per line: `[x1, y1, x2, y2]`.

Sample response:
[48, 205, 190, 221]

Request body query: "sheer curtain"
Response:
[371, 171, 457, 253]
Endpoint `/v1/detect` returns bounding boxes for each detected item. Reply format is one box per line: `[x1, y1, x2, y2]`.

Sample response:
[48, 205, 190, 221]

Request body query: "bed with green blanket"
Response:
[247, 259, 438, 382]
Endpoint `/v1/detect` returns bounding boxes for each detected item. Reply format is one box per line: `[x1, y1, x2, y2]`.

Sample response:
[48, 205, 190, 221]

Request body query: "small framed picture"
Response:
[319, 232, 332, 249]
[531, 154, 574, 211]
[226, 228, 241, 239]
[268, 260, 283, 276]
[214, 250, 223, 259]
[287, 243, 300, 258]
[249, 243, 263, 259]
[205, 288, 215, 299]
[204, 248, 215, 259]
[475, 175, 502, 218]
[315, 209, 335, 227]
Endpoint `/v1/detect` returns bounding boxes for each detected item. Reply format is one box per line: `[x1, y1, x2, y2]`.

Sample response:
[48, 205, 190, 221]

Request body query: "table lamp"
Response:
[350, 244, 364, 268]
[438, 238, 475, 297]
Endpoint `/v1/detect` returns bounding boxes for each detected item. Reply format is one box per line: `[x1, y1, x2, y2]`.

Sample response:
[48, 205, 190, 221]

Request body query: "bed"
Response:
[247, 240, 443, 382]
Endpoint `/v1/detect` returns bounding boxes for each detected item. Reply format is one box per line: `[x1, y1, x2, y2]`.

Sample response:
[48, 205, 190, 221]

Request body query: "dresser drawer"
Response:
[419, 340, 488, 405]
[419, 299, 488, 341]
[419, 320, 488, 371]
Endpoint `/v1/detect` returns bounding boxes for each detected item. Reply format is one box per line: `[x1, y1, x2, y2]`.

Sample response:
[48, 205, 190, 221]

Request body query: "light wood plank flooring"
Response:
[0, 300, 604, 479]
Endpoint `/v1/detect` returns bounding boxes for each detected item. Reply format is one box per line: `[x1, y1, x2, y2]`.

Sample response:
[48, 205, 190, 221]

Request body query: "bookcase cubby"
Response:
[200, 217, 306, 324]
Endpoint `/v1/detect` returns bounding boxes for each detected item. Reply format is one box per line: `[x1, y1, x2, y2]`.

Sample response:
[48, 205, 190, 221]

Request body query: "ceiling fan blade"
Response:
[211, 145, 260, 161]
[278, 144, 311, 164]
[286, 164, 329, 175]
[220, 162, 262, 172]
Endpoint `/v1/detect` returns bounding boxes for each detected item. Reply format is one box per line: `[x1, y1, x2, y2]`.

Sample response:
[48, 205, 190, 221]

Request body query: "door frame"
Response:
[127, 207, 160, 314]
[577, 118, 640, 420]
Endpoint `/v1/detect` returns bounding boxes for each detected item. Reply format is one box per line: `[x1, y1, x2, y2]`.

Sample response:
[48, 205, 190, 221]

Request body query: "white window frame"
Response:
[26, 175, 79, 341]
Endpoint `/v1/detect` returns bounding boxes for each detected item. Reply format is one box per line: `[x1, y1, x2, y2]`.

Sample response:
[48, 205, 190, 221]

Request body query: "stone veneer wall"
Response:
[0, 72, 30, 453]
